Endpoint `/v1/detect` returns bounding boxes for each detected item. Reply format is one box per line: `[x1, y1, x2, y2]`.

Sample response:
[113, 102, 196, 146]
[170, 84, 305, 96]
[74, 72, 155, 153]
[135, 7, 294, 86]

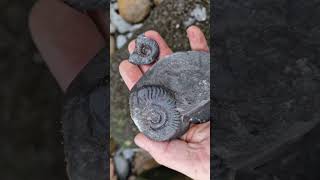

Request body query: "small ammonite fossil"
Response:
[129, 34, 160, 65]
[129, 51, 210, 141]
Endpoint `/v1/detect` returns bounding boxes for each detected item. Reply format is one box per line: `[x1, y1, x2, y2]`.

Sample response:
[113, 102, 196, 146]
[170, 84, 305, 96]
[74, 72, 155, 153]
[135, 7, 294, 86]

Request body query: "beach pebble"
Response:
[118, 0, 152, 23]
[191, 4, 207, 22]
[111, 8, 143, 33]
[183, 4, 207, 27]
[116, 35, 128, 49]
[114, 153, 130, 180]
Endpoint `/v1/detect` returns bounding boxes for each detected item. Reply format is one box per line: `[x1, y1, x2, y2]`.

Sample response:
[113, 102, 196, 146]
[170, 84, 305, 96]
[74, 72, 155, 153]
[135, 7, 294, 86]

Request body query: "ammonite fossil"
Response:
[130, 86, 184, 141]
[64, 0, 109, 10]
[129, 34, 160, 65]
[129, 51, 210, 141]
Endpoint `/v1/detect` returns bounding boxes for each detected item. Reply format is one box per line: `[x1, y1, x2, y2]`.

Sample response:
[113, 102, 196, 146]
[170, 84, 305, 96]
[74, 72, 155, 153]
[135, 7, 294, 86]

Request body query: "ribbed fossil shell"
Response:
[130, 86, 186, 141]
[129, 51, 210, 141]
[129, 34, 160, 65]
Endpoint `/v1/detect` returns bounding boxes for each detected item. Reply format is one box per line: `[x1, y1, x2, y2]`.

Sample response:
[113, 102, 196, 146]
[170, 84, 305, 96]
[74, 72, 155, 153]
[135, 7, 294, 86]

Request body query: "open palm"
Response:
[119, 26, 210, 180]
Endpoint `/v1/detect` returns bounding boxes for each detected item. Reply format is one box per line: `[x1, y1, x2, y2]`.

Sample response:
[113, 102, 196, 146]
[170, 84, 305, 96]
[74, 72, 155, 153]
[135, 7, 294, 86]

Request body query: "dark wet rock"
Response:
[213, 0, 320, 179]
[129, 34, 159, 65]
[64, 0, 108, 11]
[63, 48, 108, 180]
[130, 51, 210, 141]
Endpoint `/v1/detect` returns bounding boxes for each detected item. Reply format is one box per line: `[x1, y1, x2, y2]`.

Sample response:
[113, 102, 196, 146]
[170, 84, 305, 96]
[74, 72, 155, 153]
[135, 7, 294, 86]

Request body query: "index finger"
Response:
[187, 26, 209, 52]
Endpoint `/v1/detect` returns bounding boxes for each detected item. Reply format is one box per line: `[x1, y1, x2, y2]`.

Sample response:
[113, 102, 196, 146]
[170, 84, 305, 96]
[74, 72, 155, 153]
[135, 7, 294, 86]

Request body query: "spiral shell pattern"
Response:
[129, 34, 160, 65]
[129, 86, 184, 141]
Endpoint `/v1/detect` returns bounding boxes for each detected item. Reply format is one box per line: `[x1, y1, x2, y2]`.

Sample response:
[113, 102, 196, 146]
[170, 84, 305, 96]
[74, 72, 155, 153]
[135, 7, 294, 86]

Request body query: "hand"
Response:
[119, 26, 210, 180]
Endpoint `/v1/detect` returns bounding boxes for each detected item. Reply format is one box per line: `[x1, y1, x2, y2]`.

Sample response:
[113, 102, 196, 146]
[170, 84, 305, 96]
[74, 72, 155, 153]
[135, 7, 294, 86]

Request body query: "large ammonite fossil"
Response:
[129, 35, 210, 141]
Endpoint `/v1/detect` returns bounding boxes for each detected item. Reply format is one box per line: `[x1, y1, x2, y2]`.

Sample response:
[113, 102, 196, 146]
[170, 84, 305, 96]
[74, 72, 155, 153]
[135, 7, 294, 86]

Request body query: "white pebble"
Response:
[191, 4, 207, 22]
[116, 35, 128, 49]
[126, 32, 133, 39]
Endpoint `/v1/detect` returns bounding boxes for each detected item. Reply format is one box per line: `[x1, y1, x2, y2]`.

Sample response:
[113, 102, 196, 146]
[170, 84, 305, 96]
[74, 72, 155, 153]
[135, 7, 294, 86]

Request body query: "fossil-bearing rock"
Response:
[129, 34, 160, 65]
[129, 51, 210, 141]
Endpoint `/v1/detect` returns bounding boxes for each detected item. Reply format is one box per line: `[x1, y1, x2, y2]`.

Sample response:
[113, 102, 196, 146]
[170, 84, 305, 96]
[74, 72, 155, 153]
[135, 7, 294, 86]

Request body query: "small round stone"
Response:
[118, 0, 152, 23]
[116, 35, 128, 49]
